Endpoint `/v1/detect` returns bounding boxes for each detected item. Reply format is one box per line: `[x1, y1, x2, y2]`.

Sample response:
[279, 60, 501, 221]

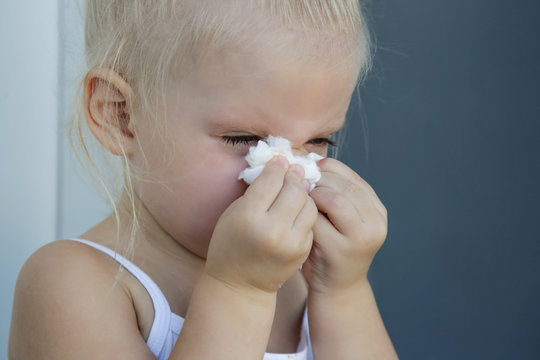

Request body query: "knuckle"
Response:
[366, 221, 387, 248]
[376, 223, 388, 242]
[233, 210, 255, 232]
[343, 209, 359, 225]
[380, 203, 388, 217]
[343, 180, 360, 194]
[327, 193, 348, 212]
[381, 213, 388, 230]
[259, 225, 283, 247]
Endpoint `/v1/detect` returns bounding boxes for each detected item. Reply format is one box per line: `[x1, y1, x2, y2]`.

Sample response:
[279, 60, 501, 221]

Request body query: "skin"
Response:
[9, 17, 398, 360]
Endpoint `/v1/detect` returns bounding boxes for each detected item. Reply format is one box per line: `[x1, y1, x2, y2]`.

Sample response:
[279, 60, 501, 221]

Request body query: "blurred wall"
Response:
[1, 1, 109, 355]
[344, 0, 540, 358]
[0, 1, 60, 354]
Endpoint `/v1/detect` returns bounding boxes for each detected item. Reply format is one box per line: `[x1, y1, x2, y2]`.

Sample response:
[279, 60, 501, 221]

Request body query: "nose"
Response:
[291, 146, 308, 156]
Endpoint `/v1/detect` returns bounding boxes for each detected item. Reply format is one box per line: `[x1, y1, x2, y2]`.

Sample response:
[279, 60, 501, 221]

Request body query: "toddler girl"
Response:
[9, 1, 397, 359]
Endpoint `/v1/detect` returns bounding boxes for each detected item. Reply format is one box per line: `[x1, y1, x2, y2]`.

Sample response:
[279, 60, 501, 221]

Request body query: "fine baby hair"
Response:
[73, 0, 372, 258]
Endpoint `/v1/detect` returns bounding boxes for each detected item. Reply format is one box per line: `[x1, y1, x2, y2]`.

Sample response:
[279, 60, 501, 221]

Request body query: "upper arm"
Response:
[8, 240, 156, 360]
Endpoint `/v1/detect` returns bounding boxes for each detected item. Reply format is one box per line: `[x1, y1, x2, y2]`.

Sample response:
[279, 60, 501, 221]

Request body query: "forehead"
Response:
[189, 28, 359, 96]
[162, 23, 360, 140]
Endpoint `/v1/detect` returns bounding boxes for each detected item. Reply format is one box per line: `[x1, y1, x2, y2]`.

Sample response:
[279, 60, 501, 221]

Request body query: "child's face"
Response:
[131, 40, 360, 258]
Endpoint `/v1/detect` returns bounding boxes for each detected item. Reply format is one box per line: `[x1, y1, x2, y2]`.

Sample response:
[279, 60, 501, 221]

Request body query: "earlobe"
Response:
[84, 68, 135, 156]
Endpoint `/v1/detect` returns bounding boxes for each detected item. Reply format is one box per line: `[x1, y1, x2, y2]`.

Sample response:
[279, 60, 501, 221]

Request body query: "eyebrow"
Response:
[207, 116, 268, 134]
[208, 112, 347, 138]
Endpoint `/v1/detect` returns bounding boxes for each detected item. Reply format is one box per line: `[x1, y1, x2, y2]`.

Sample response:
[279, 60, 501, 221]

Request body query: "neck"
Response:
[80, 189, 206, 271]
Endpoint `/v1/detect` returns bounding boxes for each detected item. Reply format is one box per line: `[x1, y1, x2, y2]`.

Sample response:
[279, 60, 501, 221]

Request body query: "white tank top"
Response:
[70, 238, 312, 360]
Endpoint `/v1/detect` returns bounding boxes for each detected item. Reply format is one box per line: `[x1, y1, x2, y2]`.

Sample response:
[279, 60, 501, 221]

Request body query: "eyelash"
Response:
[222, 135, 260, 146]
[222, 135, 337, 147]
[309, 138, 337, 147]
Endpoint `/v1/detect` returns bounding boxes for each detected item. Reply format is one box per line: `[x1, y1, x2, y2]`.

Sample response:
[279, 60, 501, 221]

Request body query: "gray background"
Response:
[343, 0, 540, 358]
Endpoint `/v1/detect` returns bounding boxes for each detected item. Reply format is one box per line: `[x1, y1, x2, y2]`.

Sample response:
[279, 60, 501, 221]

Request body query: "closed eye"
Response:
[222, 135, 337, 148]
[222, 135, 261, 146]
[308, 137, 337, 147]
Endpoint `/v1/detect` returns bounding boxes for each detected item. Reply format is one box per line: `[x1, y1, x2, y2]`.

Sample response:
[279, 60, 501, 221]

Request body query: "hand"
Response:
[205, 156, 318, 296]
[302, 158, 388, 294]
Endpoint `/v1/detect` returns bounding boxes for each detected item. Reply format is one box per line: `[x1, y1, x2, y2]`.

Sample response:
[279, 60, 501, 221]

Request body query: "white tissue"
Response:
[238, 135, 324, 191]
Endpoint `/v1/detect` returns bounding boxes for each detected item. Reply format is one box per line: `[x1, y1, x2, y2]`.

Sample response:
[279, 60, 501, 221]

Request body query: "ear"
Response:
[84, 68, 136, 156]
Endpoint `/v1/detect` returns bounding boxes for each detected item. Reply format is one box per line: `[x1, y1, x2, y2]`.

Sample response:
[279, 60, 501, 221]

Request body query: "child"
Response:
[9, 1, 397, 359]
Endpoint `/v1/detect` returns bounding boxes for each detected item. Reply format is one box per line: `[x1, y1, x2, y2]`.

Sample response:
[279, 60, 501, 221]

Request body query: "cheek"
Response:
[185, 156, 248, 213]
[162, 153, 249, 254]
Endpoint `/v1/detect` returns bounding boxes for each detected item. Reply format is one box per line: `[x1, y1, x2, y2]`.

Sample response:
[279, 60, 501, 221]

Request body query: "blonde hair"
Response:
[71, 0, 373, 258]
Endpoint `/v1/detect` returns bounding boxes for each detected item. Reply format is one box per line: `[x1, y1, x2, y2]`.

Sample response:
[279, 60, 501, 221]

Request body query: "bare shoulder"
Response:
[8, 240, 155, 360]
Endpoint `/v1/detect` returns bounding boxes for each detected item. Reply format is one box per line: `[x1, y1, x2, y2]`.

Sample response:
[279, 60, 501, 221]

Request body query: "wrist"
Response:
[308, 277, 371, 302]
[307, 279, 398, 360]
[174, 270, 277, 358]
[198, 271, 278, 310]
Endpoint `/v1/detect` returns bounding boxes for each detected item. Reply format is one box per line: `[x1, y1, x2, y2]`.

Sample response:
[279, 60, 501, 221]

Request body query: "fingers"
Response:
[242, 156, 385, 240]
[292, 196, 318, 256]
[312, 212, 336, 239]
[318, 158, 383, 201]
[309, 186, 360, 236]
[315, 173, 380, 217]
[269, 164, 309, 222]
[316, 159, 387, 219]
[292, 196, 318, 235]
[242, 156, 289, 212]
[243, 157, 314, 231]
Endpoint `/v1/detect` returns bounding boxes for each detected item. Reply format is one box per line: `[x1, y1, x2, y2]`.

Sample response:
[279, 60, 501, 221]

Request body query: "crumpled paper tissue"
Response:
[238, 135, 324, 191]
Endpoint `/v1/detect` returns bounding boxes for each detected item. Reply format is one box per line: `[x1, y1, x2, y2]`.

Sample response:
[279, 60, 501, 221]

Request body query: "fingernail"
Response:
[302, 180, 310, 192]
[272, 156, 288, 169]
[292, 164, 305, 178]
